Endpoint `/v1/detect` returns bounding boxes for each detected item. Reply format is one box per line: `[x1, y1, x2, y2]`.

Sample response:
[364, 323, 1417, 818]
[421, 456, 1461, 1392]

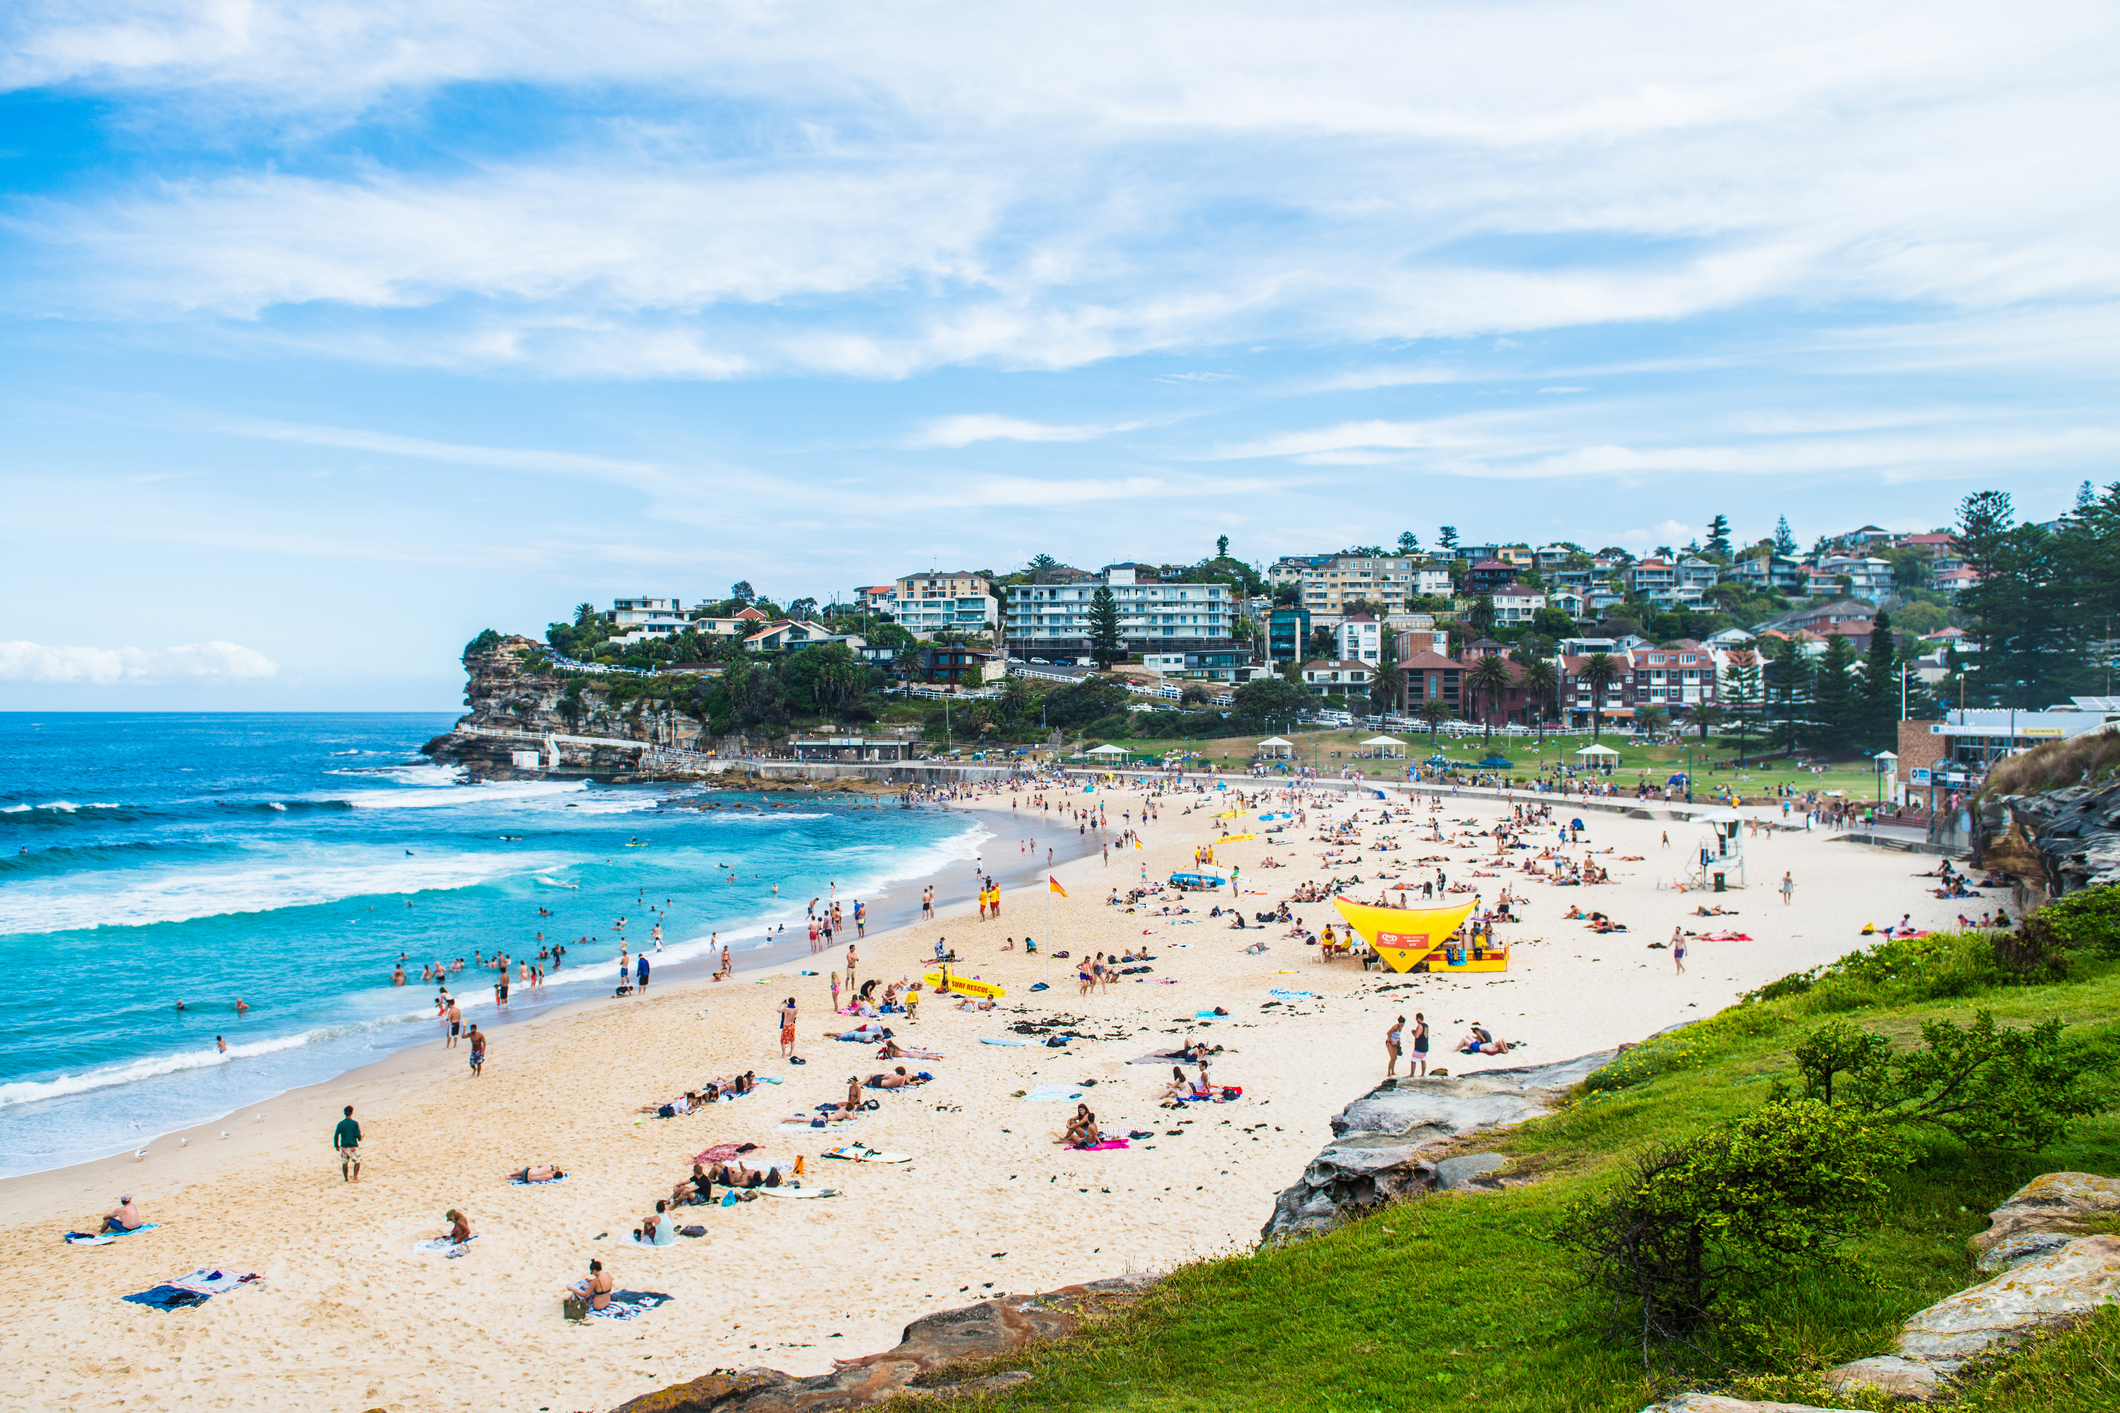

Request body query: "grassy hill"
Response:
[886, 932, 2120, 1413]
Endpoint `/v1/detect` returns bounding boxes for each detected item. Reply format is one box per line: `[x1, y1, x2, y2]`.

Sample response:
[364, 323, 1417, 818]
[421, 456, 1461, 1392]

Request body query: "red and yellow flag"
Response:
[1048, 876, 1068, 897]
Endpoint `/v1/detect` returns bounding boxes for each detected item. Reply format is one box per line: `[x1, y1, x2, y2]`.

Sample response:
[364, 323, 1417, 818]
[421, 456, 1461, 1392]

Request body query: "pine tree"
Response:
[1087, 587, 1124, 668]
[1705, 514, 1732, 559]
[1720, 652, 1764, 763]
[1439, 526, 1459, 552]
[1808, 635, 1859, 754]
[1774, 517, 1798, 556]
[1859, 609, 1898, 751]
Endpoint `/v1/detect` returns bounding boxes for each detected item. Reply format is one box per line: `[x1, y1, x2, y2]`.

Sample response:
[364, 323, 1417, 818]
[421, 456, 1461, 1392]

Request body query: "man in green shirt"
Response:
[333, 1104, 362, 1182]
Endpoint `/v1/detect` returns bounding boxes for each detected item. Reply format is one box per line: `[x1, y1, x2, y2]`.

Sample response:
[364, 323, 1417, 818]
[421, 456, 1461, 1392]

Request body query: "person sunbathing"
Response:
[1156, 1065, 1190, 1102]
[512, 1164, 565, 1183]
[103, 1194, 144, 1233]
[865, 1066, 916, 1089]
[1456, 1025, 1505, 1054]
[563, 1259, 614, 1312]
[955, 996, 997, 1011]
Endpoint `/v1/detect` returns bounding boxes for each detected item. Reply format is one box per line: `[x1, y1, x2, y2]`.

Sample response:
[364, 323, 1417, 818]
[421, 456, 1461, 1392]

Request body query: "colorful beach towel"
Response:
[1268, 989, 1315, 1000]
[1074, 1138, 1130, 1150]
[507, 1173, 566, 1185]
[590, 1291, 674, 1321]
[66, 1222, 160, 1246]
[823, 1143, 911, 1163]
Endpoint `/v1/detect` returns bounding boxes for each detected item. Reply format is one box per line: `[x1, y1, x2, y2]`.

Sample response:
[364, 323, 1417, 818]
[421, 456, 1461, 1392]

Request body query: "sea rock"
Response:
[1434, 1152, 1508, 1190]
[1261, 1050, 1612, 1242]
[1981, 779, 2120, 897]
[610, 1275, 1154, 1412]
[1827, 1234, 2120, 1399]
[1638, 1395, 1865, 1413]
[1969, 1171, 2120, 1272]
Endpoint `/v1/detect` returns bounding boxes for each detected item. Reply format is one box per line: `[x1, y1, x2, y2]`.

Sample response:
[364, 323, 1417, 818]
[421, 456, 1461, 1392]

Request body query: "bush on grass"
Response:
[1558, 1100, 1902, 1361]
[2018, 884, 2120, 961]
[1779, 1011, 2114, 1152]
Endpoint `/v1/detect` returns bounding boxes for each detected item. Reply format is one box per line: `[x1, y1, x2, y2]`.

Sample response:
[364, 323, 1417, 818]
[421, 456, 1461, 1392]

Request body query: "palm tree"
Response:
[574, 602, 599, 628]
[1579, 653, 1619, 740]
[1519, 658, 1559, 746]
[1467, 654, 1513, 740]
[1634, 703, 1667, 739]
[1691, 701, 1726, 745]
[1421, 699, 1451, 741]
[1368, 643, 1405, 717]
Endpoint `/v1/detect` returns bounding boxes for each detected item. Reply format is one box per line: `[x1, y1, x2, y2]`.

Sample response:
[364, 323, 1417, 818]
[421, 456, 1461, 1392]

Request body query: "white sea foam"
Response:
[266, 801, 288, 811]
[0, 1011, 434, 1112]
[333, 779, 589, 811]
[0, 805, 26, 814]
[0, 848, 570, 934]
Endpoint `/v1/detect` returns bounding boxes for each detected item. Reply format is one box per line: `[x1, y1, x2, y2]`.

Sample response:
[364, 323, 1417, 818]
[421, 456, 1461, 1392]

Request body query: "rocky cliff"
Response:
[1976, 779, 2120, 900]
[421, 636, 715, 780]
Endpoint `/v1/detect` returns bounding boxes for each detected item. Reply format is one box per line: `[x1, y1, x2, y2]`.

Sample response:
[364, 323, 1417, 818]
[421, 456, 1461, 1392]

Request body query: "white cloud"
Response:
[219, 417, 660, 476]
[0, 640, 280, 685]
[906, 414, 1140, 448]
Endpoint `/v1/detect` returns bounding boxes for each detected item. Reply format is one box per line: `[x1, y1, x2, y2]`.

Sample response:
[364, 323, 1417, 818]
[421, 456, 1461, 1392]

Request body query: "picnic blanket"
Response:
[65, 1222, 160, 1246]
[692, 1142, 762, 1164]
[590, 1291, 674, 1322]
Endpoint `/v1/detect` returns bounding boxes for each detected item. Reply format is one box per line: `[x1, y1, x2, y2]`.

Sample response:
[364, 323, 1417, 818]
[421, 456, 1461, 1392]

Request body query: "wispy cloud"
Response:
[906, 414, 1141, 448]
[0, 640, 279, 685]
[218, 417, 660, 477]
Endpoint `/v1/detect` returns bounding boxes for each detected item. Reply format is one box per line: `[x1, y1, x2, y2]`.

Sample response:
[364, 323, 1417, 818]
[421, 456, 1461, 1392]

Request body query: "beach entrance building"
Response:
[790, 738, 922, 762]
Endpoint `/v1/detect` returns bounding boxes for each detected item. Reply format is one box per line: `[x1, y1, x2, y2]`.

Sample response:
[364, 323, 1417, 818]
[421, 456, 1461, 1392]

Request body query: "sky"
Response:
[3, 1, 2117, 710]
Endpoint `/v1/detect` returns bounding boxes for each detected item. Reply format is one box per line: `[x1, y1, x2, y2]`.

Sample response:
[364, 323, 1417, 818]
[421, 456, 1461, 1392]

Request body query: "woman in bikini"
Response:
[1384, 1015, 1404, 1077]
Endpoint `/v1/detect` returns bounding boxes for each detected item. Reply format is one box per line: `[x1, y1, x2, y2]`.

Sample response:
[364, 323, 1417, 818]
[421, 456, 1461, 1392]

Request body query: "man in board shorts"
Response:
[333, 1105, 362, 1182]
[445, 999, 462, 1047]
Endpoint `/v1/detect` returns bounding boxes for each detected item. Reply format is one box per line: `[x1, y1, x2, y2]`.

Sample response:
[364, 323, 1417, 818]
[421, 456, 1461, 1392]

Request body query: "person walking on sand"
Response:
[1411, 1012, 1430, 1077]
[780, 997, 798, 1060]
[845, 944, 858, 996]
[1672, 928, 1686, 975]
[445, 998, 462, 1047]
[1385, 1015, 1404, 1077]
[467, 1025, 487, 1076]
[1781, 870, 1794, 906]
[333, 1104, 362, 1182]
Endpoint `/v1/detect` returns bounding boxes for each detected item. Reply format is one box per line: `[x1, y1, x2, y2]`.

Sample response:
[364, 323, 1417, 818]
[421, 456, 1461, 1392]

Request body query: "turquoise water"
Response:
[0, 714, 992, 1176]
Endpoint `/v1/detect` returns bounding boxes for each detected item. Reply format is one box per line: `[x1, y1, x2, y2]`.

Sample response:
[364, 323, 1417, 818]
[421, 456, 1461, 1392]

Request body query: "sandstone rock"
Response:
[611, 1275, 1153, 1413]
[1434, 1152, 1508, 1190]
[1639, 1395, 1865, 1413]
[1969, 1171, 2120, 1270]
[1261, 1051, 1613, 1242]
[1828, 1234, 2120, 1399]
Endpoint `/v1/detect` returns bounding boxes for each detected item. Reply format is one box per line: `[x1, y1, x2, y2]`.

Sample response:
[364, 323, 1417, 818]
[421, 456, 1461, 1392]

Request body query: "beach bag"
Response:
[563, 1296, 588, 1322]
[679, 1225, 707, 1238]
[657, 1104, 676, 1118]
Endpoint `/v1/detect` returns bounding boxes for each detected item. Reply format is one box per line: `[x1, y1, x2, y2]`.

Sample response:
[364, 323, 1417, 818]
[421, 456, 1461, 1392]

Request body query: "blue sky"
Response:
[3, 1, 2116, 709]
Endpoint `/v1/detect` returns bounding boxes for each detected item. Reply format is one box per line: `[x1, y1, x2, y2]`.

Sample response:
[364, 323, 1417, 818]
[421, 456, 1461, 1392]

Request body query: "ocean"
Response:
[0, 713, 1009, 1177]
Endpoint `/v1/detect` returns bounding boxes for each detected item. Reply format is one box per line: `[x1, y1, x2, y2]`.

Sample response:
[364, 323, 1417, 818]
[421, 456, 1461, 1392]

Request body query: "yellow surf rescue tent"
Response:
[1329, 897, 1508, 973]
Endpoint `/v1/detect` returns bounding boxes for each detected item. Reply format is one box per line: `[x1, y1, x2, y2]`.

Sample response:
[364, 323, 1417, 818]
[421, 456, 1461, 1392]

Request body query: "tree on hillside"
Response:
[1705, 514, 1732, 559]
[1689, 700, 1724, 745]
[1369, 640, 1405, 716]
[1232, 674, 1308, 729]
[1808, 635, 1859, 754]
[730, 580, 756, 603]
[574, 602, 599, 627]
[1397, 530, 1422, 554]
[1466, 593, 1497, 637]
[1439, 526, 1459, 553]
[1721, 652, 1764, 764]
[1468, 653, 1513, 740]
[1860, 610, 1899, 751]
[1579, 653, 1619, 740]
[1762, 637, 1810, 754]
[1086, 587, 1124, 668]
[1774, 516, 1798, 556]
[1216, 534, 1230, 558]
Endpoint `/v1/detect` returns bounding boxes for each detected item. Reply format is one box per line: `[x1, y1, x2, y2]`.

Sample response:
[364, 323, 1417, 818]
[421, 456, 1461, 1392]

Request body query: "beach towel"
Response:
[979, 1037, 1033, 1047]
[122, 1284, 212, 1310]
[623, 1231, 680, 1248]
[1268, 989, 1314, 1000]
[413, 1236, 479, 1256]
[589, 1291, 674, 1322]
[1024, 1085, 1088, 1102]
[756, 1186, 837, 1199]
[170, 1268, 256, 1295]
[1074, 1138, 1130, 1151]
[823, 1143, 912, 1163]
[693, 1142, 761, 1164]
[1700, 931, 1754, 942]
[67, 1222, 160, 1245]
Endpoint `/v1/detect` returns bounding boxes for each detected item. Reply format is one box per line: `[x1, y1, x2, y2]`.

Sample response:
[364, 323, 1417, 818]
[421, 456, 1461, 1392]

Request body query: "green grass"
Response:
[881, 956, 2120, 1413]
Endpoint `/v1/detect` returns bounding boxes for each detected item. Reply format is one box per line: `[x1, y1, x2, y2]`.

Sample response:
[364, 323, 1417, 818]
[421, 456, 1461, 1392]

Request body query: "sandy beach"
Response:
[0, 777, 1977, 1413]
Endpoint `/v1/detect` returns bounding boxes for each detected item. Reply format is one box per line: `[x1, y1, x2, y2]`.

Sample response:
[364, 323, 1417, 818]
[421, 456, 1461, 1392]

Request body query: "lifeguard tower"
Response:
[1687, 807, 1746, 890]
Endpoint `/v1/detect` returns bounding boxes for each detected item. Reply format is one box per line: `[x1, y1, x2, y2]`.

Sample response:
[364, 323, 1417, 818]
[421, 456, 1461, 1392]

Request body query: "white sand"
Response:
[0, 780, 1972, 1413]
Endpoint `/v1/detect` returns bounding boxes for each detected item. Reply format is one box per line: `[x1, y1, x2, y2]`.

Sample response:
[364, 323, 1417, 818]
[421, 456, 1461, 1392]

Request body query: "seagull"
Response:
[179, 1137, 190, 1147]
[220, 1131, 230, 1139]
[134, 1149, 148, 1161]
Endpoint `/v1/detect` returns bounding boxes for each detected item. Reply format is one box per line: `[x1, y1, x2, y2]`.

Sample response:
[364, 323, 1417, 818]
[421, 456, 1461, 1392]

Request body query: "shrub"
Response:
[462, 628, 504, 660]
[1558, 1100, 1902, 1357]
[1778, 1011, 2114, 1152]
[2019, 884, 2120, 960]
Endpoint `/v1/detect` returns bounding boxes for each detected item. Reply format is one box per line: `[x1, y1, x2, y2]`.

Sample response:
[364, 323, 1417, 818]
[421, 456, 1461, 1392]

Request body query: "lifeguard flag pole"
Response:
[1044, 875, 1067, 985]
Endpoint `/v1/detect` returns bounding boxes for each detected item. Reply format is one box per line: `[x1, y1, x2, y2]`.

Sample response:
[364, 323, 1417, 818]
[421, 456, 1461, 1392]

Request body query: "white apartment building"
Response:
[1332, 614, 1385, 664]
[1299, 555, 1419, 618]
[1301, 659, 1376, 696]
[1489, 584, 1547, 626]
[892, 571, 998, 639]
[612, 596, 683, 627]
[1003, 565, 1240, 672]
